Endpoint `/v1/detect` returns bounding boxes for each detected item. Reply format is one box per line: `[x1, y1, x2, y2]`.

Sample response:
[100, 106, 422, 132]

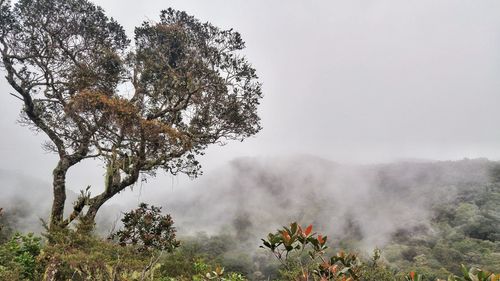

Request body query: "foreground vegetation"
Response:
[1, 184, 499, 281]
[1, 159, 499, 280]
[0, 221, 497, 281]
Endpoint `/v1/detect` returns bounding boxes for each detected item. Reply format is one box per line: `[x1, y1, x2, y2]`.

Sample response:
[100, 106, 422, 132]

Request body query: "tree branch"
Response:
[9, 92, 23, 101]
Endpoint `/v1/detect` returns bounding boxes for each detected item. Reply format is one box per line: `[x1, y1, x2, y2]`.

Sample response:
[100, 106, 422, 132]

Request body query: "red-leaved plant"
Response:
[260, 222, 361, 281]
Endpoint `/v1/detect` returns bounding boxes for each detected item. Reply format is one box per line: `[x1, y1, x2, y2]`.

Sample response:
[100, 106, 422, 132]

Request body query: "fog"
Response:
[2, 1, 500, 182]
[1, 0, 500, 256]
[133, 156, 493, 250]
[0, 156, 494, 254]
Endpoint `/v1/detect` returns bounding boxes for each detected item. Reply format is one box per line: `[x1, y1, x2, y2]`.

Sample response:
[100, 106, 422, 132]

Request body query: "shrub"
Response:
[0, 232, 42, 280]
[40, 223, 161, 280]
[359, 249, 397, 281]
[111, 203, 180, 253]
[260, 222, 362, 280]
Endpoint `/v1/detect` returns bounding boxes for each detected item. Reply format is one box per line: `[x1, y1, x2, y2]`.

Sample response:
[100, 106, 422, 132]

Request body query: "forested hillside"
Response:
[166, 157, 500, 279]
[1, 158, 499, 280]
[1, 0, 499, 279]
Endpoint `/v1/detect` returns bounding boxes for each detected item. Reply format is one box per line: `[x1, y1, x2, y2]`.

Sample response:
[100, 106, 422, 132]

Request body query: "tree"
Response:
[0, 0, 262, 230]
[110, 203, 180, 253]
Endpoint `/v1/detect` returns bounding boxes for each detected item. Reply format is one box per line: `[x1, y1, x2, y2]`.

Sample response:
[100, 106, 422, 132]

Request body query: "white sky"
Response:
[1, 0, 500, 197]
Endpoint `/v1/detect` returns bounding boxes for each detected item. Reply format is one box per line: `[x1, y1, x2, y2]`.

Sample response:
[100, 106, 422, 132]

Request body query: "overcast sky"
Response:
[1, 0, 500, 195]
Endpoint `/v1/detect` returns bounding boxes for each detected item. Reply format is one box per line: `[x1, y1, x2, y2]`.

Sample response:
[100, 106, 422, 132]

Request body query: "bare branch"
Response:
[9, 92, 23, 101]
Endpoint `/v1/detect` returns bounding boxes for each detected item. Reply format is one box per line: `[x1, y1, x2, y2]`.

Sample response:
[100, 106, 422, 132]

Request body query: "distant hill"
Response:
[168, 157, 494, 244]
[167, 156, 500, 276]
[1, 157, 499, 275]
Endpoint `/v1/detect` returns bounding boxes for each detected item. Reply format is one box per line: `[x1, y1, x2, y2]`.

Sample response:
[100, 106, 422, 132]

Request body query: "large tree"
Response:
[0, 0, 262, 230]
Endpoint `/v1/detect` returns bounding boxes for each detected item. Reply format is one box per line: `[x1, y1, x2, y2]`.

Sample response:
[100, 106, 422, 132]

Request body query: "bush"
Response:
[41, 223, 163, 280]
[260, 222, 362, 281]
[111, 203, 180, 253]
[0, 232, 42, 280]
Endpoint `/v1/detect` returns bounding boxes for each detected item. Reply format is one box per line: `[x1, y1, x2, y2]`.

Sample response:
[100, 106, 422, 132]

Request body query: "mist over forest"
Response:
[1, 0, 500, 280]
[166, 156, 494, 246]
[2, 155, 500, 279]
[1, 156, 496, 248]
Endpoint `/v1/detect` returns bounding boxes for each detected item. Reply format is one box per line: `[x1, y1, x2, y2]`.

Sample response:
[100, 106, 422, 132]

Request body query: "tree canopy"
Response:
[0, 0, 262, 229]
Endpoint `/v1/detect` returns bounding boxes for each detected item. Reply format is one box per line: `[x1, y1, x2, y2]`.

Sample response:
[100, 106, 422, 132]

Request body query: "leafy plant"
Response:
[358, 249, 396, 281]
[260, 222, 361, 280]
[111, 203, 180, 253]
[0, 0, 263, 231]
[454, 265, 499, 281]
[204, 265, 247, 281]
[41, 225, 162, 281]
[0, 232, 42, 280]
[405, 271, 424, 281]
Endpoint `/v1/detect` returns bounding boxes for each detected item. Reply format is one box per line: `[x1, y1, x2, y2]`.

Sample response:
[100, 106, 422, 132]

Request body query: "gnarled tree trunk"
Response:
[50, 160, 69, 230]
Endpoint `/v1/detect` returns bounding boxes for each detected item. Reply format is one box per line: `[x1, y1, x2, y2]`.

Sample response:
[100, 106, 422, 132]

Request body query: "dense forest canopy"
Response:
[1, 158, 499, 280]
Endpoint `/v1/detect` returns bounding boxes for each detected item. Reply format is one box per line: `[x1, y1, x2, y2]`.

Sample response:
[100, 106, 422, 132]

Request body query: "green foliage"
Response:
[0, 232, 42, 280]
[453, 265, 499, 281]
[40, 224, 164, 280]
[405, 272, 424, 281]
[154, 233, 254, 280]
[359, 249, 397, 281]
[260, 222, 500, 281]
[0, 208, 5, 244]
[0, 206, 21, 243]
[0, 0, 263, 229]
[0, 217, 498, 280]
[1, 161, 500, 280]
[111, 203, 180, 253]
[383, 178, 500, 278]
[261, 222, 362, 280]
